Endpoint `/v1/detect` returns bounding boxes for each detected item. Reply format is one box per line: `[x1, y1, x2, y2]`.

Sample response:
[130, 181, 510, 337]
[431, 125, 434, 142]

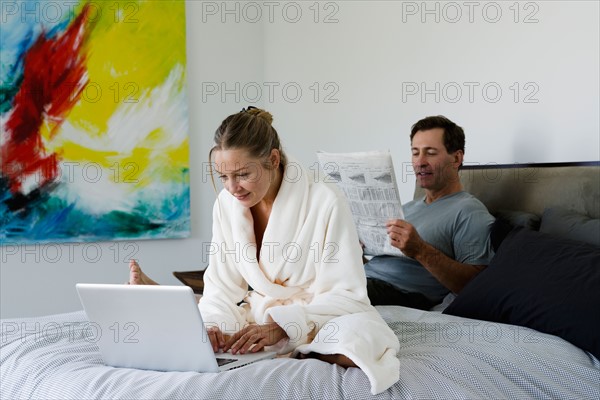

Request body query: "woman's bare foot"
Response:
[128, 259, 158, 285]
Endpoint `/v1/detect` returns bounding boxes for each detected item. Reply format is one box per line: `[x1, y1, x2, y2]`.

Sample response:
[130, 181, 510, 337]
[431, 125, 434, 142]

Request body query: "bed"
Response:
[2, 162, 599, 399]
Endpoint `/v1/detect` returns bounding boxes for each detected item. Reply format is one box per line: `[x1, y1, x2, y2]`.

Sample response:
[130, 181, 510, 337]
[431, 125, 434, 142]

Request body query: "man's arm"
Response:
[386, 219, 486, 294]
[410, 241, 485, 293]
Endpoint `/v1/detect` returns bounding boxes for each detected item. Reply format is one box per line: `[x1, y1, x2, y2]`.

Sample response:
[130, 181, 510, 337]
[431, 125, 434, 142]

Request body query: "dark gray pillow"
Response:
[540, 207, 600, 246]
[494, 210, 541, 230]
[490, 210, 541, 252]
[444, 227, 600, 359]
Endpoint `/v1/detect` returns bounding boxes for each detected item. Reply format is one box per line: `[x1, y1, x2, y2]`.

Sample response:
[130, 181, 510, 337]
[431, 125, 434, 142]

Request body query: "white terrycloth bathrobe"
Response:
[199, 161, 400, 394]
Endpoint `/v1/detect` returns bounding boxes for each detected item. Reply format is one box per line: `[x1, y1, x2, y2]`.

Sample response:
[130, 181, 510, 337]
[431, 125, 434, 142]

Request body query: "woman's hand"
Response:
[224, 323, 288, 354]
[206, 326, 227, 353]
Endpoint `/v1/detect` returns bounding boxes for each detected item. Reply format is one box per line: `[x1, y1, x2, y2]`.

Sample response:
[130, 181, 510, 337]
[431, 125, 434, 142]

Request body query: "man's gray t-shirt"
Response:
[364, 191, 495, 303]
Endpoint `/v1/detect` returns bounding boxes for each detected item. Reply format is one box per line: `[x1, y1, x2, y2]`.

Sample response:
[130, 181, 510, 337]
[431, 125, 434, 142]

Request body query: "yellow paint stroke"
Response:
[53, 0, 188, 180]
[119, 131, 189, 188]
[58, 141, 120, 166]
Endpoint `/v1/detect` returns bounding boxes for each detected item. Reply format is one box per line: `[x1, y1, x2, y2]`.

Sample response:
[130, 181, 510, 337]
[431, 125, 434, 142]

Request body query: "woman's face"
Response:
[213, 148, 279, 208]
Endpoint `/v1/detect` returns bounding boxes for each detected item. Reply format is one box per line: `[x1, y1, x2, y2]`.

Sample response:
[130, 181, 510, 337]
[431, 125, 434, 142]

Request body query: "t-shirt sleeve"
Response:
[453, 203, 495, 266]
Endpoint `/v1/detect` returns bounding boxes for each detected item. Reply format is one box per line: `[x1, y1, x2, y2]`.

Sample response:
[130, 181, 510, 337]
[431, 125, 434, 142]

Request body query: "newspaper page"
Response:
[317, 150, 405, 257]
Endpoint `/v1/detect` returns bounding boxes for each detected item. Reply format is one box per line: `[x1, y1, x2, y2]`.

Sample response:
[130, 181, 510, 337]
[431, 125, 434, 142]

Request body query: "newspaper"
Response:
[317, 150, 404, 257]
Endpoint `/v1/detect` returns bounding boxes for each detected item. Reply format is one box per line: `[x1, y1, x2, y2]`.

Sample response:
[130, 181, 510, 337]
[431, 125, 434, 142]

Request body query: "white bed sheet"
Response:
[1, 306, 599, 399]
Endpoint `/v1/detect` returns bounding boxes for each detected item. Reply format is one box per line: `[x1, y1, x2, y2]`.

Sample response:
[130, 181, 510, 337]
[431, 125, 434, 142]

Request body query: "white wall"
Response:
[261, 1, 599, 204]
[0, 2, 264, 318]
[2, 1, 598, 318]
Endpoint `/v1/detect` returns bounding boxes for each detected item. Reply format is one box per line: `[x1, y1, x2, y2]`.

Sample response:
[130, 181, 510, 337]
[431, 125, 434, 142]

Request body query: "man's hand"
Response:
[385, 219, 487, 294]
[385, 219, 426, 258]
[224, 323, 288, 355]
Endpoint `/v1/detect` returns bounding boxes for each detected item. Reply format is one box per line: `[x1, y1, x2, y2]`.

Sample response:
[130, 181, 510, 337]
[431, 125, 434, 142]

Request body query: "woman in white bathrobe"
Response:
[130, 107, 400, 394]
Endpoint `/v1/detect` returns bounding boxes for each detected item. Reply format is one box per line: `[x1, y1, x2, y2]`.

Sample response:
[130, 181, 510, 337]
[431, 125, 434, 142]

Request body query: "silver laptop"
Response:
[76, 283, 276, 372]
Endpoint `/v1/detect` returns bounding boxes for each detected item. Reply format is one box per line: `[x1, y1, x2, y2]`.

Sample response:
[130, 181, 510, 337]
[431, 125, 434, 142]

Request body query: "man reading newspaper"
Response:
[320, 116, 494, 310]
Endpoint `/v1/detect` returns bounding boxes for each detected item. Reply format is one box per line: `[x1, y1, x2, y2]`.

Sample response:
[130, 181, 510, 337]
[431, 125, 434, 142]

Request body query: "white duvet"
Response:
[2, 307, 599, 399]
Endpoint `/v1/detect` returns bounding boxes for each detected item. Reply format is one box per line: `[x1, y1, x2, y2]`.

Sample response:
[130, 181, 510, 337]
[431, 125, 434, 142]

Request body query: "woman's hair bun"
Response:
[246, 107, 273, 125]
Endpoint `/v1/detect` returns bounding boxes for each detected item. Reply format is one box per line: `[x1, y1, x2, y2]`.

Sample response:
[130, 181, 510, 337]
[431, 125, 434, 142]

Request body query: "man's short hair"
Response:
[410, 116, 465, 155]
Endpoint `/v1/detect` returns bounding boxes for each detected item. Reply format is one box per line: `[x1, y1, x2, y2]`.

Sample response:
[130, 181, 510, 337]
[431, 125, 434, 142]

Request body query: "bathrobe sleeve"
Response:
[264, 185, 374, 350]
[197, 199, 250, 334]
[264, 185, 400, 395]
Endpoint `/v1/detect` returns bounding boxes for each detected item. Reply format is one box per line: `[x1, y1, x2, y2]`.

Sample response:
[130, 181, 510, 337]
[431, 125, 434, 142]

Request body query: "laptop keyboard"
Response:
[217, 358, 237, 367]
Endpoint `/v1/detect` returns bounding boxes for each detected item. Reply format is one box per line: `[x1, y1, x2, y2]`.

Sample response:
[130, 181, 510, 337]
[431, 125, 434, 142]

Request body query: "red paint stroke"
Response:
[1, 3, 93, 195]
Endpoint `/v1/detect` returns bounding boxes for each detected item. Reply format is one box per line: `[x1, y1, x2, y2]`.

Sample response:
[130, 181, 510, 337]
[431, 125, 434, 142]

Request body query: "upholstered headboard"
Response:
[414, 162, 600, 218]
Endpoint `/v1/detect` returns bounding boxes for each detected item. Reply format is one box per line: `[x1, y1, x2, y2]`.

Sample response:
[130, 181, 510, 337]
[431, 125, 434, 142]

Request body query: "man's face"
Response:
[411, 128, 462, 192]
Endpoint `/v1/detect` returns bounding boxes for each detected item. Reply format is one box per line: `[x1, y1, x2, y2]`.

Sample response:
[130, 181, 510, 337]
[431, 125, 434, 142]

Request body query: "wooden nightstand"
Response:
[172, 270, 206, 295]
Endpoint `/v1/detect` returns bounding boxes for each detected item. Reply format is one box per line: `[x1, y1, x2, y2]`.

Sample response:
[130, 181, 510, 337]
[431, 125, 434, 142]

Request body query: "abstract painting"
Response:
[1, 0, 190, 244]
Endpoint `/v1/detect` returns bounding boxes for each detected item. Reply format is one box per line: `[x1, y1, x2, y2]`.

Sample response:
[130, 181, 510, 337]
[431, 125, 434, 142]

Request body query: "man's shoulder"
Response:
[405, 191, 492, 221]
[404, 191, 484, 210]
[439, 192, 493, 221]
[453, 191, 488, 208]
